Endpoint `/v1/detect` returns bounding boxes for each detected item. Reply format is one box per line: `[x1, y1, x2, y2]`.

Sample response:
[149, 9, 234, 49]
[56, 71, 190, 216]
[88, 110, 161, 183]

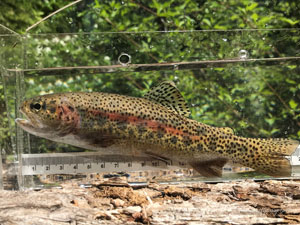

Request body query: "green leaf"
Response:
[202, 18, 211, 27]
[246, 3, 258, 11]
[289, 99, 298, 110]
[271, 128, 280, 134]
[258, 16, 274, 25]
[251, 13, 258, 22]
[285, 78, 296, 84]
[214, 24, 227, 30]
[265, 118, 275, 126]
[280, 17, 300, 25]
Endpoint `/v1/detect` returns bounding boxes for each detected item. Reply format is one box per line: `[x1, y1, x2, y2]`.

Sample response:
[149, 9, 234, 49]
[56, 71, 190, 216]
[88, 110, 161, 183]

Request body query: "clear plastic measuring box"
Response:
[0, 2, 300, 190]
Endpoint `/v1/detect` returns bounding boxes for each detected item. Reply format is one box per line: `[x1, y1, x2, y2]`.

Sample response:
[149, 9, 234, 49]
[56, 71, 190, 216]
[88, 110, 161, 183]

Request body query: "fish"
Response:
[15, 81, 299, 177]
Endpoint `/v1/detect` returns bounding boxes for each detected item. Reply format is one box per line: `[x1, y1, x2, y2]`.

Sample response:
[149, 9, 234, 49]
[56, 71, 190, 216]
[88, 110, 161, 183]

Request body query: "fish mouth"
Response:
[16, 108, 58, 139]
[15, 118, 34, 127]
[15, 108, 43, 131]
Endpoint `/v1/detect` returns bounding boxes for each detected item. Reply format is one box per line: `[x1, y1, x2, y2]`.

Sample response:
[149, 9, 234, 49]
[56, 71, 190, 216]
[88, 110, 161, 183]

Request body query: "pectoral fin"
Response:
[189, 158, 228, 177]
[78, 132, 119, 148]
[94, 138, 117, 148]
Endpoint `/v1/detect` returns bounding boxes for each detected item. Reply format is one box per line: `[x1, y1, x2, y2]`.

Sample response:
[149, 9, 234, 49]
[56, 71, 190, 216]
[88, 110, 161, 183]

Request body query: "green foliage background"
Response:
[0, 0, 299, 154]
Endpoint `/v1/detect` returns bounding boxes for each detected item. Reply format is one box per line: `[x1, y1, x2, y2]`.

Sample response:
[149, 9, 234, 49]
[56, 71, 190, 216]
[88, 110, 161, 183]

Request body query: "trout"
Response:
[16, 81, 299, 177]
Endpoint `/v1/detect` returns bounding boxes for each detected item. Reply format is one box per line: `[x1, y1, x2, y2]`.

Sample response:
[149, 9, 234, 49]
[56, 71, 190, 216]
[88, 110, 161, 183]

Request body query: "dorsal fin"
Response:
[144, 81, 191, 117]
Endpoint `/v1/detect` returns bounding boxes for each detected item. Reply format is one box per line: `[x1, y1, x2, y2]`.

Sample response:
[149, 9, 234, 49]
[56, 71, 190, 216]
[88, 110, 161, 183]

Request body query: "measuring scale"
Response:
[21, 146, 300, 175]
[1, 15, 300, 189]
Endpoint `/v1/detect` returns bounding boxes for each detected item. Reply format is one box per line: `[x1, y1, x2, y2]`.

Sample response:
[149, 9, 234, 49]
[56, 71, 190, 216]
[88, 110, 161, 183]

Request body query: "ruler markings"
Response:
[21, 152, 176, 175]
[20, 146, 300, 176]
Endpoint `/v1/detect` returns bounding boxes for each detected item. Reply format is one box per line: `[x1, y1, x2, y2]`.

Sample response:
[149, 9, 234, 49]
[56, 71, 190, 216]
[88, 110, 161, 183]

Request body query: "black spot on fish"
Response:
[50, 107, 56, 113]
[197, 127, 207, 135]
[208, 142, 217, 151]
[183, 136, 191, 146]
[170, 136, 178, 144]
[128, 128, 134, 136]
[241, 145, 248, 152]
[68, 106, 74, 112]
[147, 132, 154, 139]
[137, 125, 147, 134]
[197, 144, 203, 151]
[157, 131, 164, 138]
[118, 122, 127, 130]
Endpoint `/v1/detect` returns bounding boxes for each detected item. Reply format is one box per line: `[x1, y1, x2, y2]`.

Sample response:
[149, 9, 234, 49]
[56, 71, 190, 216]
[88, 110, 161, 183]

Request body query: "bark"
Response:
[0, 179, 300, 224]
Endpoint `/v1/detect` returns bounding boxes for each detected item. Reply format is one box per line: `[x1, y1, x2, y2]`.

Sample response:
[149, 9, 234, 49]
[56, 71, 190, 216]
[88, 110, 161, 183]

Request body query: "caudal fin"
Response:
[238, 138, 299, 177]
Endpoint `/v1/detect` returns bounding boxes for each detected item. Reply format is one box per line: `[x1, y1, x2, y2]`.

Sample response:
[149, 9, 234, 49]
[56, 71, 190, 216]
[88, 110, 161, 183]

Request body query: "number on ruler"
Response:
[100, 163, 105, 168]
[73, 165, 78, 169]
[128, 162, 132, 167]
[59, 165, 64, 170]
[87, 164, 91, 169]
[114, 162, 119, 168]
[45, 165, 50, 170]
[32, 165, 36, 171]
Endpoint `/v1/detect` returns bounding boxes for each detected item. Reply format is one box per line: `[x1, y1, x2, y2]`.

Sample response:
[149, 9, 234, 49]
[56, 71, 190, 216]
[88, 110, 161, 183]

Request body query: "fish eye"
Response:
[30, 102, 41, 111]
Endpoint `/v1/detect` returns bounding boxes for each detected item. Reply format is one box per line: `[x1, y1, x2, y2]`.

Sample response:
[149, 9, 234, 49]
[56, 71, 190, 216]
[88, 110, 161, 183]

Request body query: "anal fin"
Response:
[94, 138, 116, 148]
[189, 158, 228, 177]
[79, 132, 118, 148]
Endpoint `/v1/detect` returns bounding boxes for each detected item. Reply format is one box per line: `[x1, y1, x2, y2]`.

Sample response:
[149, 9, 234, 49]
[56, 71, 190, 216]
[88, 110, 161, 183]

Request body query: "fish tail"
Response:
[232, 137, 299, 177]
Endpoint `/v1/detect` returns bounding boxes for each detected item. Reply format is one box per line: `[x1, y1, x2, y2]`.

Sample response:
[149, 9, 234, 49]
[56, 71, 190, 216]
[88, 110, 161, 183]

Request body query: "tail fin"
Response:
[237, 138, 299, 177]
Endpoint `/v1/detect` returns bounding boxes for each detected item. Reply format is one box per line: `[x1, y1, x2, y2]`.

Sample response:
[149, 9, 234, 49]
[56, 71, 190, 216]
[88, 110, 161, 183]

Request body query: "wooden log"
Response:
[0, 179, 299, 224]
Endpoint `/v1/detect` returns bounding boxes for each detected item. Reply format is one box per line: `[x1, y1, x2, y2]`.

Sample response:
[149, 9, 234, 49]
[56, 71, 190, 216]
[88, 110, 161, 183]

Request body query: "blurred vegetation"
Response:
[0, 0, 300, 154]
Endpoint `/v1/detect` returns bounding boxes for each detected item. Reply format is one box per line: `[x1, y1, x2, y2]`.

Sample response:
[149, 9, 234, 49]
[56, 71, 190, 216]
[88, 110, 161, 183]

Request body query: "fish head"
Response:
[16, 94, 79, 138]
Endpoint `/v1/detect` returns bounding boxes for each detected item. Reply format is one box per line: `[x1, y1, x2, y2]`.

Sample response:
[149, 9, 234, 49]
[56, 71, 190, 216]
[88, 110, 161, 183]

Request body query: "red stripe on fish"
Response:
[89, 109, 200, 141]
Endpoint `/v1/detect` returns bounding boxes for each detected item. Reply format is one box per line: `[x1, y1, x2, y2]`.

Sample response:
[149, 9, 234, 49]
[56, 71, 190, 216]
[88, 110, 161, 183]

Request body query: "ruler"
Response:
[21, 152, 185, 175]
[20, 144, 300, 176]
